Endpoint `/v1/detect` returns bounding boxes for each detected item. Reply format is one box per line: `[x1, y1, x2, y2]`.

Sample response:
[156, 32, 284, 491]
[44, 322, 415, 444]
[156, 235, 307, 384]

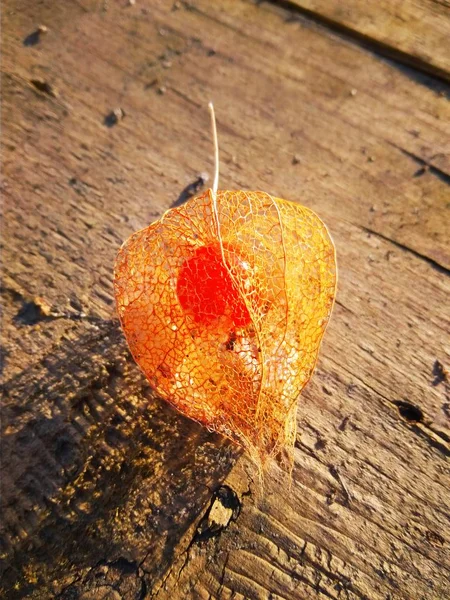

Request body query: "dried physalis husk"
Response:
[114, 189, 336, 469]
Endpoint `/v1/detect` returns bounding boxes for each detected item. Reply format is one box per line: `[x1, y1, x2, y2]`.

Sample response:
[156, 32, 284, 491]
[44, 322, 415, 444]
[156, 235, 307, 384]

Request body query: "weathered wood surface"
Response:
[1, 0, 450, 598]
[284, 0, 450, 82]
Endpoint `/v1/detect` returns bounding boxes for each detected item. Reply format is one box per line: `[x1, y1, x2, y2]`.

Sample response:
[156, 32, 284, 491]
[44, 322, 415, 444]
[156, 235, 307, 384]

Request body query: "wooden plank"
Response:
[152, 223, 450, 599]
[281, 0, 450, 82]
[1, 0, 450, 598]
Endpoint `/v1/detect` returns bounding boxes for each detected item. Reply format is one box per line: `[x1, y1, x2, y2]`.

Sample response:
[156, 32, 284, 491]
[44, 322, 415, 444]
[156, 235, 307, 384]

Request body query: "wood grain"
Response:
[1, 0, 450, 598]
[282, 0, 450, 82]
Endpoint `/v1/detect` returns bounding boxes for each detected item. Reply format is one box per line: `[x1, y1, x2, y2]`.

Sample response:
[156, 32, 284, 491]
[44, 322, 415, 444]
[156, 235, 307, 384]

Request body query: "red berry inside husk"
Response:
[176, 244, 251, 327]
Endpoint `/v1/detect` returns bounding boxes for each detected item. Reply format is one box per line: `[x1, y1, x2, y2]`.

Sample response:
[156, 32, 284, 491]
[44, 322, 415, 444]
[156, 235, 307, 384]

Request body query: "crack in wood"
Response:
[263, 0, 450, 84]
[361, 226, 450, 276]
[388, 143, 450, 185]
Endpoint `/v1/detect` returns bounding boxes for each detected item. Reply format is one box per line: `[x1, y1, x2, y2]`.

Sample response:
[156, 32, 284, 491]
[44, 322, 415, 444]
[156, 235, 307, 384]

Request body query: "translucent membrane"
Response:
[114, 190, 337, 467]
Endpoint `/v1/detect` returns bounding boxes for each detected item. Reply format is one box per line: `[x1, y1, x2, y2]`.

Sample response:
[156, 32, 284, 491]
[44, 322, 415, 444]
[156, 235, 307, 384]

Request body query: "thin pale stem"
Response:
[208, 102, 219, 201]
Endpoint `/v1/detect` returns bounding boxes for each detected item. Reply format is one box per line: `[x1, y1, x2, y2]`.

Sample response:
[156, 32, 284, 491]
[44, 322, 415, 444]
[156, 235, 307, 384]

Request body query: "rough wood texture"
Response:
[283, 0, 450, 82]
[1, 0, 450, 598]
